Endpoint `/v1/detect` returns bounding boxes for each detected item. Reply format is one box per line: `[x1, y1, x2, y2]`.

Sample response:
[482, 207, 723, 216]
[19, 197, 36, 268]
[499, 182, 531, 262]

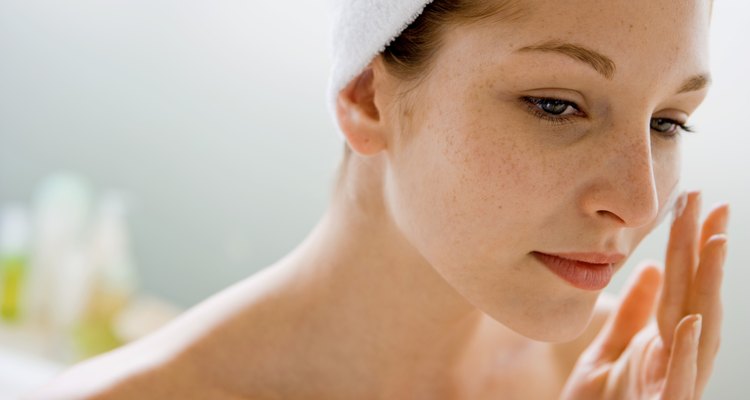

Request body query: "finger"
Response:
[658, 190, 701, 350]
[662, 314, 701, 400]
[699, 203, 730, 248]
[591, 262, 662, 362]
[688, 234, 728, 399]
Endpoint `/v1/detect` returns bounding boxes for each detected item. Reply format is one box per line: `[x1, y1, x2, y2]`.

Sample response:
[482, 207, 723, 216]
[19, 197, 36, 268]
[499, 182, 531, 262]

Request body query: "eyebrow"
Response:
[516, 40, 616, 79]
[515, 39, 712, 93]
[677, 74, 711, 94]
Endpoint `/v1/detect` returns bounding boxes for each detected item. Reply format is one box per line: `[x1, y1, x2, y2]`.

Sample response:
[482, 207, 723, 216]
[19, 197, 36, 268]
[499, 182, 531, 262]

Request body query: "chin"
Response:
[524, 318, 590, 342]
[487, 296, 597, 343]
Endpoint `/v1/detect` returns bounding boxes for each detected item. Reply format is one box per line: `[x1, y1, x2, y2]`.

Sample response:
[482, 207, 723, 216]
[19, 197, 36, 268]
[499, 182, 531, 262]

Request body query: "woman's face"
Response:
[382, 0, 711, 341]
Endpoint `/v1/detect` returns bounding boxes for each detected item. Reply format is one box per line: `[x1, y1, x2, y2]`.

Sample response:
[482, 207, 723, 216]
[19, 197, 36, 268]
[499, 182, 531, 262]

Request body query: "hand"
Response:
[559, 191, 729, 400]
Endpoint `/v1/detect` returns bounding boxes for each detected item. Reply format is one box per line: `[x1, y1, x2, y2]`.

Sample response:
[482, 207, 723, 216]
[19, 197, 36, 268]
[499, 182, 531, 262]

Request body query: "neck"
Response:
[248, 158, 505, 399]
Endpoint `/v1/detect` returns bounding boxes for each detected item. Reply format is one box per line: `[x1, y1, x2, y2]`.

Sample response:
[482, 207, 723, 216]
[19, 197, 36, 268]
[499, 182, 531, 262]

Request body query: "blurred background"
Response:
[0, 0, 747, 398]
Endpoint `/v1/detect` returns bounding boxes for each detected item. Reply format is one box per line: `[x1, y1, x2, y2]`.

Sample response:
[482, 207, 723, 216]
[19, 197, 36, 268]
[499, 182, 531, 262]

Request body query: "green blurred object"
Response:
[71, 316, 123, 360]
[0, 204, 31, 323]
[69, 284, 130, 360]
[0, 255, 26, 322]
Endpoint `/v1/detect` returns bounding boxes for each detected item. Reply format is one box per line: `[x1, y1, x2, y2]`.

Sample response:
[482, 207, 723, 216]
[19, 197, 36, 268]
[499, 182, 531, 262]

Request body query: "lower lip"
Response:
[532, 252, 614, 291]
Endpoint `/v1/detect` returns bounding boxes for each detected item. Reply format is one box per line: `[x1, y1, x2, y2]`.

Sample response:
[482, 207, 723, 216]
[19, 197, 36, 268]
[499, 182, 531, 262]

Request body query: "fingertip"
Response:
[706, 202, 730, 231]
[638, 258, 662, 268]
[692, 314, 703, 342]
[709, 201, 730, 215]
[702, 233, 728, 258]
[683, 190, 701, 209]
[706, 233, 728, 245]
[622, 262, 661, 296]
[663, 314, 700, 398]
[671, 191, 689, 223]
[690, 190, 702, 205]
[675, 313, 702, 340]
[687, 191, 703, 221]
[639, 262, 663, 286]
[725, 203, 731, 233]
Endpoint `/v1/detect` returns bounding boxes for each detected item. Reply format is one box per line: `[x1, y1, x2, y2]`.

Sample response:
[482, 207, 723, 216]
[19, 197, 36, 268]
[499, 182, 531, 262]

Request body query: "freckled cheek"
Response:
[438, 126, 547, 230]
[411, 97, 551, 248]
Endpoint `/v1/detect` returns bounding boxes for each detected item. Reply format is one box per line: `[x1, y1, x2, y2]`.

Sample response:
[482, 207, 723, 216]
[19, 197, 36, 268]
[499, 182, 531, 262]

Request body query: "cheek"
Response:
[388, 68, 547, 258]
[387, 122, 592, 333]
[421, 114, 544, 254]
[388, 99, 548, 272]
[385, 106, 619, 341]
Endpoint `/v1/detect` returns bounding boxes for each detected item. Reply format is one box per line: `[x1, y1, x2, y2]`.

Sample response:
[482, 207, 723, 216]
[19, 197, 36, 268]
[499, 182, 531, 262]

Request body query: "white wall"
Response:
[0, 0, 341, 306]
[0, 0, 748, 398]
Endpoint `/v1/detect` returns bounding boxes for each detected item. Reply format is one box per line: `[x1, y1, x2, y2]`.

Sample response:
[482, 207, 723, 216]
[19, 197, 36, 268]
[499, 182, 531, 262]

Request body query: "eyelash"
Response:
[520, 96, 696, 139]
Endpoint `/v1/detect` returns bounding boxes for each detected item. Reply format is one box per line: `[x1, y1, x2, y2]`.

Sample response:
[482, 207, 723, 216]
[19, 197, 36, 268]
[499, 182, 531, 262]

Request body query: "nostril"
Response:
[596, 209, 626, 224]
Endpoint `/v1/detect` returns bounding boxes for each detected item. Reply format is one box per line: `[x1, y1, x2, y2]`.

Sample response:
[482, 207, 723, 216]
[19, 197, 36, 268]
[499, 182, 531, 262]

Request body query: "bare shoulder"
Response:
[25, 285, 263, 399]
[549, 291, 619, 374]
[24, 339, 244, 400]
[25, 265, 289, 400]
[24, 341, 174, 399]
[23, 348, 149, 399]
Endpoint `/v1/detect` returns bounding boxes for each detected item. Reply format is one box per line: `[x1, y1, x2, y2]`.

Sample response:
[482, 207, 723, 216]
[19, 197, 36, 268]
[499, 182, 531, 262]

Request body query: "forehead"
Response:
[519, 0, 710, 49]
[439, 0, 711, 89]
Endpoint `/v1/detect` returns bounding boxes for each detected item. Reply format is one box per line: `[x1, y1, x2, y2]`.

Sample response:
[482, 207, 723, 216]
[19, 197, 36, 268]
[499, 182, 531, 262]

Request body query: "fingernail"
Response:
[671, 191, 688, 223]
[725, 203, 731, 233]
[719, 236, 729, 267]
[693, 314, 703, 342]
[692, 190, 702, 210]
[695, 191, 703, 216]
[709, 233, 728, 243]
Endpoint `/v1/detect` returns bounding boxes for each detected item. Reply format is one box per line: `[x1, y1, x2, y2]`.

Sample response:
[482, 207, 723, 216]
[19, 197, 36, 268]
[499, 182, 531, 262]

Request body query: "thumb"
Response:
[589, 261, 663, 362]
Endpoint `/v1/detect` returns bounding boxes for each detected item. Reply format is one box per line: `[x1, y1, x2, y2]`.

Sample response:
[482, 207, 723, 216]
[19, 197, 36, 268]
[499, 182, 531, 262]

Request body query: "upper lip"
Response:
[536, 251, 626, 265]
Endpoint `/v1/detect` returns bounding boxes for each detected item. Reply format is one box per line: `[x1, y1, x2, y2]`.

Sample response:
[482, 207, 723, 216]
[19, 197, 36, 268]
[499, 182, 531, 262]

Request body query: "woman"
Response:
[30, 0, 728, 399]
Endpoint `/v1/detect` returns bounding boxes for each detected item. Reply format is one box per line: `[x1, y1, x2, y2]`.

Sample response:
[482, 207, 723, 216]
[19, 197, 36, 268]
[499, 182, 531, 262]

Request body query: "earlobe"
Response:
[335, 66, 388, 156]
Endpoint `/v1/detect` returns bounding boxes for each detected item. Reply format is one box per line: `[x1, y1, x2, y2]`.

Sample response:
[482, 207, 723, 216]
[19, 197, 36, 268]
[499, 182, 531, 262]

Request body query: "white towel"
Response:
[328, 0, 435, 140]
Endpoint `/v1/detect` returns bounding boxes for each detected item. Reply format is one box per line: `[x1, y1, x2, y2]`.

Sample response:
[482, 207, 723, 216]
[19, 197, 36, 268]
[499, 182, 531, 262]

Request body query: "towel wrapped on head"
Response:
[328, 0, 435, 140]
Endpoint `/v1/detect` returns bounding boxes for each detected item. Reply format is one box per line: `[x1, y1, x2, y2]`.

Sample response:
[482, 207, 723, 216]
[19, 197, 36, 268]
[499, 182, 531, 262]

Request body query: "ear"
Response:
[335, 60, 389, 156]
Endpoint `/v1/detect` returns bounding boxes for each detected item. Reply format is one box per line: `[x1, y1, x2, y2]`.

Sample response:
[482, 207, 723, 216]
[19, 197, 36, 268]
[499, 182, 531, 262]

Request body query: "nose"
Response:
[581, 124, 660, 228]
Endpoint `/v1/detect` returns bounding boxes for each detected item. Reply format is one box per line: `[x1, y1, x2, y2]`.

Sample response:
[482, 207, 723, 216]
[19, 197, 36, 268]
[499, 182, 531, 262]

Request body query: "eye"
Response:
[650, 117, 695, 139]
[521, 96, 585, 126]
[524, 97, 580, 116]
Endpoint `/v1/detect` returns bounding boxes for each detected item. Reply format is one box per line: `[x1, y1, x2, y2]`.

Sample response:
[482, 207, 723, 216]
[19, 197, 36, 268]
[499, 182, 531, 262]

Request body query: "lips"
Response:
[531, 251, 622, 291]
[541, 252, 625, 265]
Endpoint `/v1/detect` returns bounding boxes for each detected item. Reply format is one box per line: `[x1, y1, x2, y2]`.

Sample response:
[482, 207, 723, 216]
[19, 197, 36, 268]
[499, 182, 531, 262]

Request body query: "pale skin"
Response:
[28, 0, 728, 399]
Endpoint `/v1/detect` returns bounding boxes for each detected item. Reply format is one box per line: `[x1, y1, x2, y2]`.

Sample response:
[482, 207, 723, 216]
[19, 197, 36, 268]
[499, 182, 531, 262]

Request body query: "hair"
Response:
[333, 0, 526, 195]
